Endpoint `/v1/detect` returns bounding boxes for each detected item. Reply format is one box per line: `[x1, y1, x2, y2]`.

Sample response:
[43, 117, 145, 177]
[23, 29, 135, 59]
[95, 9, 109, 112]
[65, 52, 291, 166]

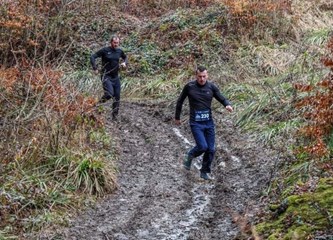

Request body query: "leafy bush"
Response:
[0, 59, 117, 237]
[294, 37, 333, 157]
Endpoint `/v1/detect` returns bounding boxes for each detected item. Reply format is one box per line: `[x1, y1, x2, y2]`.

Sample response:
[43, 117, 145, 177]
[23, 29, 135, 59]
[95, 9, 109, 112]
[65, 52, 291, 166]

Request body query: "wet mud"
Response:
[40, 101, 277, 240]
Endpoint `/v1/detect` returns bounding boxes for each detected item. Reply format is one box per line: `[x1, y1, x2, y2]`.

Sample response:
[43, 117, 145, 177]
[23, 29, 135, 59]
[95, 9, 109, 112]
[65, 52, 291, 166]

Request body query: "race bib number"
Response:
[195, 110, 210, 121]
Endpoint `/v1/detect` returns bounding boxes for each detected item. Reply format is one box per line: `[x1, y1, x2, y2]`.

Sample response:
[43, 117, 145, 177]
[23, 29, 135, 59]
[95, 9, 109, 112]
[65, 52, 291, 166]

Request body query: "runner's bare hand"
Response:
[226, 105, 233, 112]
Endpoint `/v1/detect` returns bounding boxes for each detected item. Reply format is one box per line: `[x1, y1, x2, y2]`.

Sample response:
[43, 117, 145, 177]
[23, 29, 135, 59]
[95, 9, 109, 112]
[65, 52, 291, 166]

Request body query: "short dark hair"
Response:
[196, 66, 207, 73]
[110, 35, 119, 42]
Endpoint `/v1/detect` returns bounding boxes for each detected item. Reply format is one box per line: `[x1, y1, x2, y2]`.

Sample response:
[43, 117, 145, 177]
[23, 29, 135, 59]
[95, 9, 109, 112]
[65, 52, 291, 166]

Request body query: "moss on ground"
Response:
[256, 177, 333, 239]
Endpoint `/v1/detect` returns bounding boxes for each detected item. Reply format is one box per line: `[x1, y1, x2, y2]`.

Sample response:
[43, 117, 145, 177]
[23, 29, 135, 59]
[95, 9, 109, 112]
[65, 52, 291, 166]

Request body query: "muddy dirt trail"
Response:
[42, 100, 277, 240]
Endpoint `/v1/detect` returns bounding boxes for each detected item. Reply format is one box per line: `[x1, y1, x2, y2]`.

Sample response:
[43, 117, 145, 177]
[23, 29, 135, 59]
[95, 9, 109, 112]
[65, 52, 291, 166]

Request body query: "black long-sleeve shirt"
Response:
[90, 47, 127, 78]
[175, 80, 231, 122]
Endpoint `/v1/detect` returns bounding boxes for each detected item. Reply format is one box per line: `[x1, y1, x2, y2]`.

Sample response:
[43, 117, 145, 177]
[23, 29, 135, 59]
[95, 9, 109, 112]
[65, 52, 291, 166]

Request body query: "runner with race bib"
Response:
[175, 66, 233, 180]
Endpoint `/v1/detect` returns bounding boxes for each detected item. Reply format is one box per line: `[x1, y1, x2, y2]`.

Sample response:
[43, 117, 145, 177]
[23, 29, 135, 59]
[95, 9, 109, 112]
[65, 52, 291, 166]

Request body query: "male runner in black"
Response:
[175, 66, 233, 180]
[90, 36, 127, 119]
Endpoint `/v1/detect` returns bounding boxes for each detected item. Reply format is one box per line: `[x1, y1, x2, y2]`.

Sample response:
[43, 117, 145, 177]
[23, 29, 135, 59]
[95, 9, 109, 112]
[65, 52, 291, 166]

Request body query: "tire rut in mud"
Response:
[41, 101, 276, 240]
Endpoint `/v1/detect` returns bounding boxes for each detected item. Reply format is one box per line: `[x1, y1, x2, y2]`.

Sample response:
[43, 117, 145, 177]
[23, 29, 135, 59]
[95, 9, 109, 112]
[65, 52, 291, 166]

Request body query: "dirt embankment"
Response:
[40, 100, 277, 240]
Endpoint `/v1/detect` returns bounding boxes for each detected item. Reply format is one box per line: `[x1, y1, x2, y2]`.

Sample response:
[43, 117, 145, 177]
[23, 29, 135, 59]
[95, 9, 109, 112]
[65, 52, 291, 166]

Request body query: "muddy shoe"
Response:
[112, 113, 119, 121]
[183, 154, 193, 170]
[200, 172, 213, 180]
